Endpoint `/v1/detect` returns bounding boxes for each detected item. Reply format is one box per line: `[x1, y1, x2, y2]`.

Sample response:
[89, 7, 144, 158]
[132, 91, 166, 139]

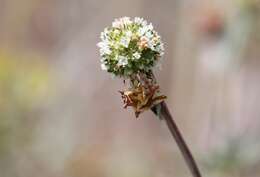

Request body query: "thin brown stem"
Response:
[153, 101, 202, 177]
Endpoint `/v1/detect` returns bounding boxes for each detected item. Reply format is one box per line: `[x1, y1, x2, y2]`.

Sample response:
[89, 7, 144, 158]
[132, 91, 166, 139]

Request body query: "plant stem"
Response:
[152, 101, 202, 177]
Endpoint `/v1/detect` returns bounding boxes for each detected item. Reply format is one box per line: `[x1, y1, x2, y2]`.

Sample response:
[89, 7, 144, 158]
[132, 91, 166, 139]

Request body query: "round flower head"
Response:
[97, 17, 164, 77]
[98, 17, 166, 117]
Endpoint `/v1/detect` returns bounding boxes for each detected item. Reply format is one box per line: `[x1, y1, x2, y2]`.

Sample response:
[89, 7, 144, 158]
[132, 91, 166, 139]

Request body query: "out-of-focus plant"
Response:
[67, 145, 154, 177]
[0, 49, 52, 164]
[238, 0, 260, 12]
[203, 136, 260, 177]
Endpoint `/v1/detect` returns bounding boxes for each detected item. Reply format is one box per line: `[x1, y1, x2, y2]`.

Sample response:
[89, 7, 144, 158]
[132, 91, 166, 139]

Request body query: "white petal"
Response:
[117, 56, 128, 66]
[133, 52, 141, 59]
[120, 37, 130, 47]
[147, 23, 153, 30]
[101, 63, 108, 70]
[97, 42, 104, 48]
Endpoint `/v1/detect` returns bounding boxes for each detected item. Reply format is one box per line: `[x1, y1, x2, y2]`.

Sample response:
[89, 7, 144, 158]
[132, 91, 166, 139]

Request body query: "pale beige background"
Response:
[0, 0, 260, 177]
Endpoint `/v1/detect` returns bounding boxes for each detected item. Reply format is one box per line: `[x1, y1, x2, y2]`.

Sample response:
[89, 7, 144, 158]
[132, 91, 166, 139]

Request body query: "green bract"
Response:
[97, 17, 164, 77]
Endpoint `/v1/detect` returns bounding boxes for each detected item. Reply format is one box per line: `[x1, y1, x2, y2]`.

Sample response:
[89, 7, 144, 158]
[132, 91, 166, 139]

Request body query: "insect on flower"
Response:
[97, 17, 166, 116]
[97, 18, 203, 177]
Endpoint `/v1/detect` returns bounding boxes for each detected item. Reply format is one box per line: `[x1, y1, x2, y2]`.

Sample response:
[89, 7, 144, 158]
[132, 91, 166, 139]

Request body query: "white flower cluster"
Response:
[97, 17, 164, 77]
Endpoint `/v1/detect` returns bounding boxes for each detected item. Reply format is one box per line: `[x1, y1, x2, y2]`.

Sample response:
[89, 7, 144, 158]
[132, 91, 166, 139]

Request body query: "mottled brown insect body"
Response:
[119, 71, 166, 117]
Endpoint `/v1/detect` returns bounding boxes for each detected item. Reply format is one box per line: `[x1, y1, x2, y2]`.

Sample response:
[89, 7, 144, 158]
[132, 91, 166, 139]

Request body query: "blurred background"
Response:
[1, 0, 260, 177]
